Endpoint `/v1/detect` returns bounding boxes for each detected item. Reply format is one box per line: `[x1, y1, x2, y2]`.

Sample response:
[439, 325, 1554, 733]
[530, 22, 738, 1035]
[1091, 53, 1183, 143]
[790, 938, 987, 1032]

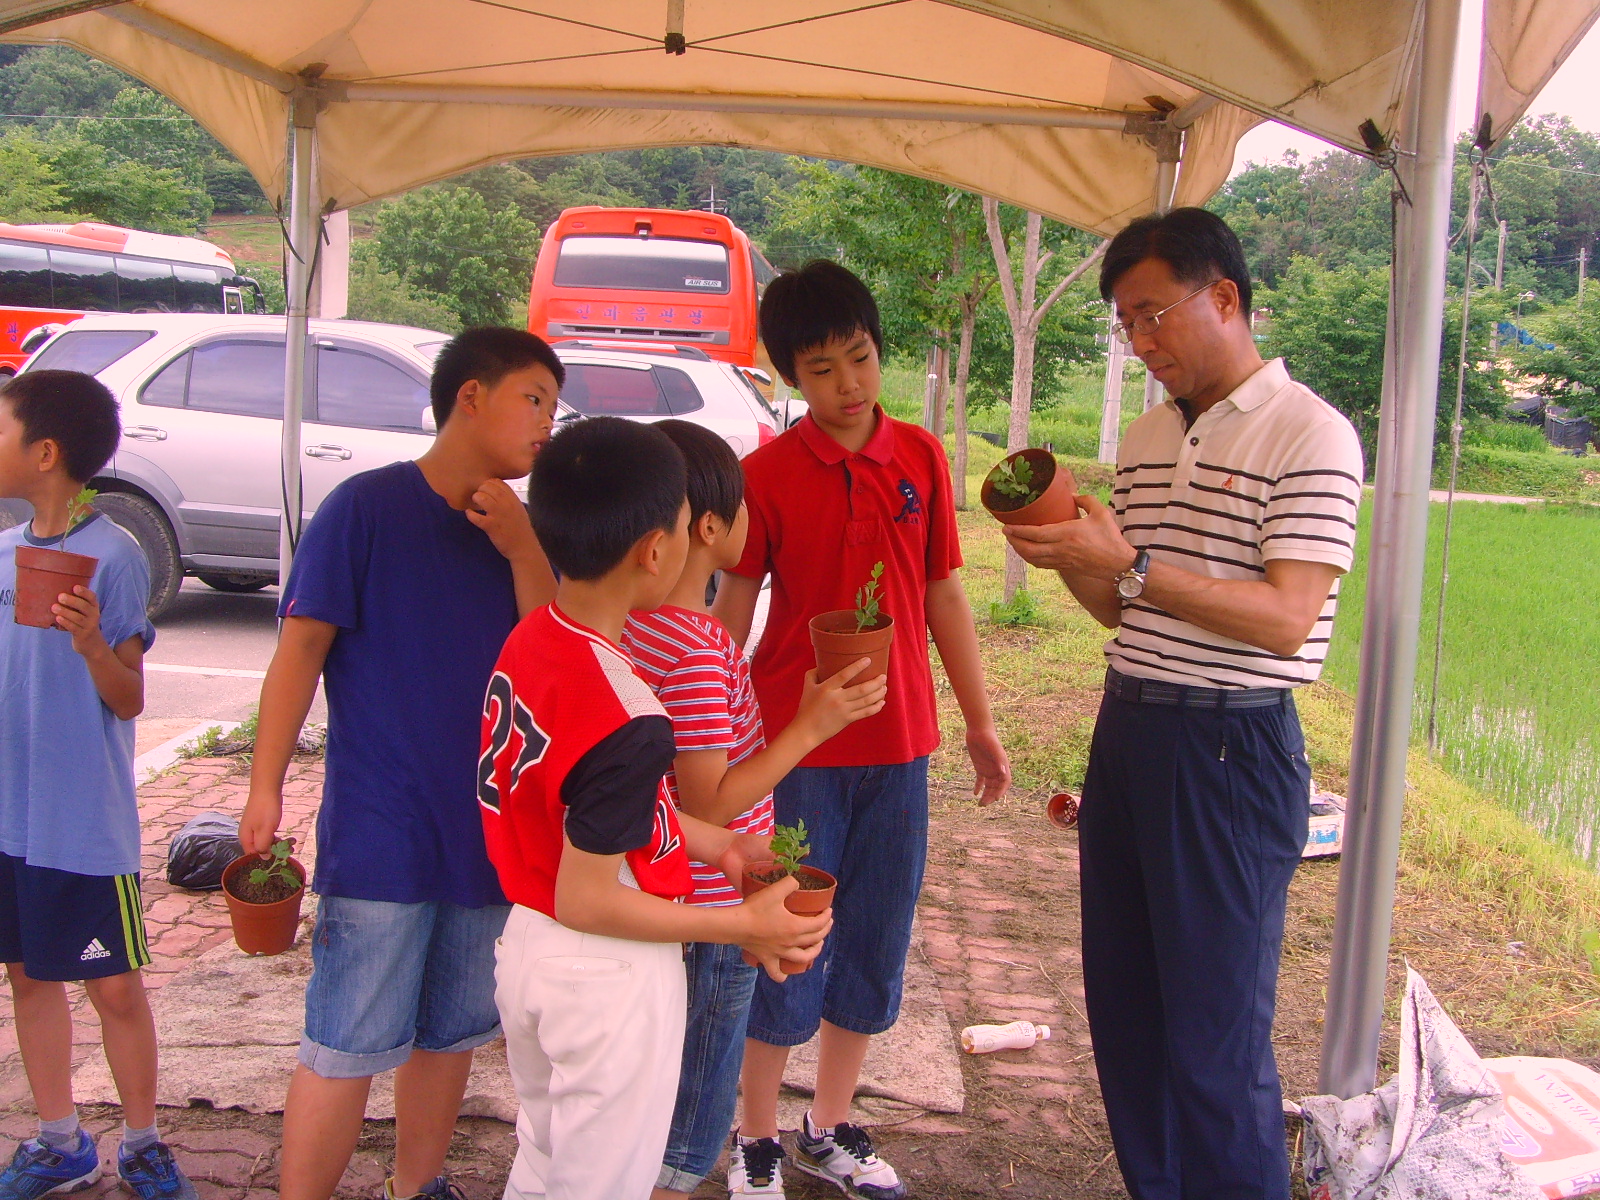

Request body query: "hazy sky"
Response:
[1229, 14, 1600, 174]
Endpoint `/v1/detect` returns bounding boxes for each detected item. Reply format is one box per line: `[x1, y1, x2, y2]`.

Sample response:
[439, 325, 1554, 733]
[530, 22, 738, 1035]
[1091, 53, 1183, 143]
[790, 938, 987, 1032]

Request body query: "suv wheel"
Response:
[197, 572, 274, 594]
[93, 492, 183, 619]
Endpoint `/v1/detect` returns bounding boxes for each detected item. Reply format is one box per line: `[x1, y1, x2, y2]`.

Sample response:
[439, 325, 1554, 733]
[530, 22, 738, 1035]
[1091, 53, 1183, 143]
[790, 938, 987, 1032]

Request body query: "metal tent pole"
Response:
[1317, 0, 1462, 1099]
[278, 90, 318, 582]
[1143, 142, 1181, 413]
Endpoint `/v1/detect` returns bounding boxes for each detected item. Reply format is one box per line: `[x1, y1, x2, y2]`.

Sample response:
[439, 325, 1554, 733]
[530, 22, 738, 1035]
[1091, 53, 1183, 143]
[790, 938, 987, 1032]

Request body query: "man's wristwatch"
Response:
[1115, 549, 1150, 602]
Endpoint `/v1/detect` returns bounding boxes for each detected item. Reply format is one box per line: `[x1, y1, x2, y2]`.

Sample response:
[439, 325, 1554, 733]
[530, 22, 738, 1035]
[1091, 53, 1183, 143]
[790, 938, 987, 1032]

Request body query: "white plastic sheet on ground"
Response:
[1301, 966, 1544, 1200]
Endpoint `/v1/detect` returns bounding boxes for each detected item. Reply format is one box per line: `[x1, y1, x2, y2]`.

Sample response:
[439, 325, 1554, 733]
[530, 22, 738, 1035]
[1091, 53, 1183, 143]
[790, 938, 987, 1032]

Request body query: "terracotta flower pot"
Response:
[740, 862, 837, 974]
[809, 611, 894, 685]
[13, 544, 98, 629]
[220, 854, 307, 956]
[1046, 792, 1080, 830]
[981, 449, 1080, 527]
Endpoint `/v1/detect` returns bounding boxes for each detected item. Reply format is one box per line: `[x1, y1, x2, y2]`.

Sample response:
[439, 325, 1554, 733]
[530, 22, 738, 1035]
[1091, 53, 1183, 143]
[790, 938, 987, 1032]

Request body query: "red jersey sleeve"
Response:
[924, 437, 963, 581]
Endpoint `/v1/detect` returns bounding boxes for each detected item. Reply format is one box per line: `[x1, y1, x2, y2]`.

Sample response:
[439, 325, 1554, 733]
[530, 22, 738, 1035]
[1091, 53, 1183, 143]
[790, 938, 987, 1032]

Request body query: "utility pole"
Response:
[1494, 218, 1506, 290]
[1581, 244, 1588, 302]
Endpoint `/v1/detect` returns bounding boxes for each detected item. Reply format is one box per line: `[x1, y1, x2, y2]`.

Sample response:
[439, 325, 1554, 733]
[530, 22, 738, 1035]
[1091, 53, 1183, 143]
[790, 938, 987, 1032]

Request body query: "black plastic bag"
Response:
[166, 811, 243, 890]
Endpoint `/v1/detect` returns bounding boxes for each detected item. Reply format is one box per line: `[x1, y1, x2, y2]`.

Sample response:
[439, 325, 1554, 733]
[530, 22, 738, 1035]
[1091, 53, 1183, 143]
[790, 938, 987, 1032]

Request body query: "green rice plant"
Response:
[1327, 500, 1600, 868]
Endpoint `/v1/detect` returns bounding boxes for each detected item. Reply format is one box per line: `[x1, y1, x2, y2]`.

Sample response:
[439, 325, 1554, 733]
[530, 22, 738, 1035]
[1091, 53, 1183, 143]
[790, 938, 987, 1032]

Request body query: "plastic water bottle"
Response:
[961, 1020, 1052, 1053]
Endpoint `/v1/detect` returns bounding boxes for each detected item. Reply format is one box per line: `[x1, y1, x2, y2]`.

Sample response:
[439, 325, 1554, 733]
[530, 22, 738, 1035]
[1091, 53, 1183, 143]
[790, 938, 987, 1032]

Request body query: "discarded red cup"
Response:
[1046, 792, 1080, 829]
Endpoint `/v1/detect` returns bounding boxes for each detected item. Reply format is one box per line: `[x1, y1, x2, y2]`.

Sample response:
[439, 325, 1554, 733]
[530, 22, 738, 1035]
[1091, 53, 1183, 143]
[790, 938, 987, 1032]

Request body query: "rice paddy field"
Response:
[1325, 499, 1600, 865]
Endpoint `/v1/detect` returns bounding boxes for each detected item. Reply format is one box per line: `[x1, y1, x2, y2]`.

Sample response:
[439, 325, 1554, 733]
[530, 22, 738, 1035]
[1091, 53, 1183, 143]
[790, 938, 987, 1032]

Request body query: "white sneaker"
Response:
[793, 1112, 906, 1199]
[727, 1133, 787, 1198]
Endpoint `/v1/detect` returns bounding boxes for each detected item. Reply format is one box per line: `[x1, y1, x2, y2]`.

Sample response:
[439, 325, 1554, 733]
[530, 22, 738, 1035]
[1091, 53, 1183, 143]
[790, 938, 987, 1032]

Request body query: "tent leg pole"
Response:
[1097, 308, 1124, 464]
[1317, 0, 1461, 1099]
[1143, 151, 1180, 414]
[278, 94, 318, 583]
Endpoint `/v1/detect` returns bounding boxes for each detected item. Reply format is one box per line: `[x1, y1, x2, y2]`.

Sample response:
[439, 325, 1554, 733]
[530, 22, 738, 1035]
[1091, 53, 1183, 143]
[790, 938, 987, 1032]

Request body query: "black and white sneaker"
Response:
[793, 1112, 906, 1200]
[727, 1133, 787, 1198]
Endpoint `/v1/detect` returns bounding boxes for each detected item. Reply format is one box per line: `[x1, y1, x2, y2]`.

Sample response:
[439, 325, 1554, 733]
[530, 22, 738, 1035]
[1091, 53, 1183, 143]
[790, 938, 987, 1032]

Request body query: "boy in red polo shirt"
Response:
[713, 261, 1012, 1199]
[480, 416, 832, 1200]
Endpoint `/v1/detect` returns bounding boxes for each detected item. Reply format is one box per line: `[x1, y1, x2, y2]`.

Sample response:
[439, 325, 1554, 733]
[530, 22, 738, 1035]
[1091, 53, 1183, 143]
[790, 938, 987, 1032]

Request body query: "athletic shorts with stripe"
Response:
[0, 851, 150, 981]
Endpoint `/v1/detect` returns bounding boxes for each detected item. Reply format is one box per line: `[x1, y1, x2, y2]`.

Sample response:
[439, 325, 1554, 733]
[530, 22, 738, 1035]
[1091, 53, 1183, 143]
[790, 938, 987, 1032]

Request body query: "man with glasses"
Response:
[1004, 208, 1363, 1200]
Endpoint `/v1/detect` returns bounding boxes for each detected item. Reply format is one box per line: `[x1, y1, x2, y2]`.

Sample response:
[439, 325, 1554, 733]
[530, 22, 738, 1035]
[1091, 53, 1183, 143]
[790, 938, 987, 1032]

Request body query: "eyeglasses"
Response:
[1111, 280, 1220, 344]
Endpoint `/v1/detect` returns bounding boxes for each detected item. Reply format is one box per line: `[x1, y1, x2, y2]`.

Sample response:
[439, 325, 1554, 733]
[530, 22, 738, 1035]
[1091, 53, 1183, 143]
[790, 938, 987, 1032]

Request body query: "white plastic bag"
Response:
[1300, 966, 1543, 1200]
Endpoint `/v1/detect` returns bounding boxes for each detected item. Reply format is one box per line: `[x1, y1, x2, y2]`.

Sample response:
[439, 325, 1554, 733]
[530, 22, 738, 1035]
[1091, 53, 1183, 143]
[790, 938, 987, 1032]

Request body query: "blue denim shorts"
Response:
[657, 941, 759, 1191]
[747, 757, 929, 1045]
[300, 895, 510, 1078]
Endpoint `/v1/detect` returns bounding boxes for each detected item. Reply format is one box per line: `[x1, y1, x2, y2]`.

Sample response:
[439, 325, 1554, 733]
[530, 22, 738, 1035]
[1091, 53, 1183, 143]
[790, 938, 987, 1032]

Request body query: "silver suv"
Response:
[7, 315, 782, 616]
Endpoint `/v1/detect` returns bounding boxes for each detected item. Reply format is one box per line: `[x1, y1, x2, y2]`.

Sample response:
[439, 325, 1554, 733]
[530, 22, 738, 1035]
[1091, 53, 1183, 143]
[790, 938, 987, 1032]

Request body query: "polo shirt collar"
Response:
[1223, 357, 1290, 413]
[1165, 357, 1290, 421]
[796, 406, 897, 466]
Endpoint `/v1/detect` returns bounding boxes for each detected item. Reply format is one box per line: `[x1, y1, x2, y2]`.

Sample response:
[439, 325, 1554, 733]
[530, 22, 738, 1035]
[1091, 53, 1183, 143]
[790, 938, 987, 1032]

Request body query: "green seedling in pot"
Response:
[59, 487, 98, 547]
[769, 820, 811, 875]
[854, 561, 885, 633]
[988, 456, 1039, 504]
[249, 837, 302, 891]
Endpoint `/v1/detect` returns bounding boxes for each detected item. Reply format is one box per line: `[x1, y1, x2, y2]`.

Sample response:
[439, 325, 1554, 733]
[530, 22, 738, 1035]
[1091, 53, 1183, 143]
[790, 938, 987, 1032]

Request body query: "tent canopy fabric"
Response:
[0, 1, 1592, 235]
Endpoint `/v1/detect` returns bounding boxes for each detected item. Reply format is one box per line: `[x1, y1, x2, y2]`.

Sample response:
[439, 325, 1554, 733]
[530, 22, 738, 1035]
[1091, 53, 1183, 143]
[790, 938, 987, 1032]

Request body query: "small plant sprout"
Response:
[769, 820, 811, 875]
[60, 487, 97, 546]
[248, 837, 302, 891]
[989, 456, 1036, 503]
[854, 561, 886, 633]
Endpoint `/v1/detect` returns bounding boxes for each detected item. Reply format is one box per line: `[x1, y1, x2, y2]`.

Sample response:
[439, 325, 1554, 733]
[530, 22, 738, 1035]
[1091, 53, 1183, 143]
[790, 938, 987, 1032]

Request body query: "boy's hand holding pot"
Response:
[793, 658, 888, 744]
[737, 874, 832, 983]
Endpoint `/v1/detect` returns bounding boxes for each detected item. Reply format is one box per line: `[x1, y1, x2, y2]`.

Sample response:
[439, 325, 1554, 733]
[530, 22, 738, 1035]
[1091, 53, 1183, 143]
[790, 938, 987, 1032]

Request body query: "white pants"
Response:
[495, 905, 687, 1200]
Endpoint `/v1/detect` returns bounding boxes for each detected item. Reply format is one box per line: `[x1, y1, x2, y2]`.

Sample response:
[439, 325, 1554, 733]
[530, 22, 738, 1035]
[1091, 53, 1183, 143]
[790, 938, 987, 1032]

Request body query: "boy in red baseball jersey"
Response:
[480, 416, 831, 1200]
[714, 261, 1011, 1199]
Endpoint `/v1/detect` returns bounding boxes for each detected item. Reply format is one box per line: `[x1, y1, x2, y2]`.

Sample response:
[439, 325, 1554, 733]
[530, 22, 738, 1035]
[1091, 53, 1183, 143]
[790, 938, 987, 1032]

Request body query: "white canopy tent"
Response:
[3, 0, 1595, 1101]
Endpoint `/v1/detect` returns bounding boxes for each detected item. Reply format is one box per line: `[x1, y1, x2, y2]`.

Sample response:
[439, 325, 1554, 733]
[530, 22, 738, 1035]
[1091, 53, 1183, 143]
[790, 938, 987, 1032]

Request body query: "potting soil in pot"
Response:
[226, 865, 302, 905]
[750, 866, 833, 889]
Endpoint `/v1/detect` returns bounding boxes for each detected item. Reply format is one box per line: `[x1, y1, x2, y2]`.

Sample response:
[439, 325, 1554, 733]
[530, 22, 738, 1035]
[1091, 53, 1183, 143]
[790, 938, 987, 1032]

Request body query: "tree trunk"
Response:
[931, 339, 950, 441]
[952, 300, 976, 509]
[1002, 213, 1044, 601]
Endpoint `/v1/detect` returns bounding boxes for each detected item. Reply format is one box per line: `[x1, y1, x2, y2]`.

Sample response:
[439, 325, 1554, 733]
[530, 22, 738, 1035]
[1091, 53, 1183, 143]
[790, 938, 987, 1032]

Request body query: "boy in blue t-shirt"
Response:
[0, 370, 191, 1200]
[242, 328, 562, 1200]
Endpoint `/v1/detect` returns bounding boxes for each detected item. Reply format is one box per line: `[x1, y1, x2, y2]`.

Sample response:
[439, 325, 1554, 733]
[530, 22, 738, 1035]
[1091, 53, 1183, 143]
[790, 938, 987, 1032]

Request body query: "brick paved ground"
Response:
[0, 759, 1118, 1200]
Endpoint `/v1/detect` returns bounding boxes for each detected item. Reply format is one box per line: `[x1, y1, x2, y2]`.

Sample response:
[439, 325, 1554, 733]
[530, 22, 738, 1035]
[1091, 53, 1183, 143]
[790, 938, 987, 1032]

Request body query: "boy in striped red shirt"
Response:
[622, 420, 886, 1200]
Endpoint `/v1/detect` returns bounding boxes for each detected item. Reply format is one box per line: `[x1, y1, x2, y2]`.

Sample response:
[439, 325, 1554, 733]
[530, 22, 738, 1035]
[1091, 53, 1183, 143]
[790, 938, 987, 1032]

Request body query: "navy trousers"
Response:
[1079, 689, 1310, 1200]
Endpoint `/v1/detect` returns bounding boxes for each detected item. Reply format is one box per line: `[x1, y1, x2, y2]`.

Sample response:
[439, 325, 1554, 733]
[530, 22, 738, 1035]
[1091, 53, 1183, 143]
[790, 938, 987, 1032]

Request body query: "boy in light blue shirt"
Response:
[0, 370, 193, 1200]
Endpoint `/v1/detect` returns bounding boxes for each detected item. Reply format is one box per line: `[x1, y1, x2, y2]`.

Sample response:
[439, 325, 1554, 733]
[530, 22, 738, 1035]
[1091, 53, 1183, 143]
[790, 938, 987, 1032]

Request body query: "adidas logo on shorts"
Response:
[80, 938, 112, 962]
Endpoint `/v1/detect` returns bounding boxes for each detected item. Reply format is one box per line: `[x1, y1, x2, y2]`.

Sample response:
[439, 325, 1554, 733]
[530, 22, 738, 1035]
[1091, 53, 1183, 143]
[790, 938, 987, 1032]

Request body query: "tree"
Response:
[1261, 257, 1505, 464]
[80, 87, 214, 228]
[983, 198, 1106, 599]
[0, 127, 206, 234]
[0, 131, 75, 223]
[345, 249, 462, 334]
[368, 187, 538, 327]
[1519, 293, 1600, 421]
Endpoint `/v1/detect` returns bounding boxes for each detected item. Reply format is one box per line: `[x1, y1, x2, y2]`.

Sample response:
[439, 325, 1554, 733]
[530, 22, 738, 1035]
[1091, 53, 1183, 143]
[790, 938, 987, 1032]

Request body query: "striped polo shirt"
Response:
[623, 605, 775, 905]
[1108, 357, 1364, 689]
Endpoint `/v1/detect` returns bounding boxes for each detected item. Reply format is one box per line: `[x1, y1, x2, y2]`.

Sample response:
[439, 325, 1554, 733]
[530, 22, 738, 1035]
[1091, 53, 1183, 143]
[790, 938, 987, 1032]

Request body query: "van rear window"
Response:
[27, 329, 155, 376]
[553, 236, 730, 294]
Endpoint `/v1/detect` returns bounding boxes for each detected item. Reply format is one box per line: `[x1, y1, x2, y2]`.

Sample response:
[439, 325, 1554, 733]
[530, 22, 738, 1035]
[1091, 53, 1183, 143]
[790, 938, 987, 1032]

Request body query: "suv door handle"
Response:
[123, 425, 168, 442]
[305, 444, 353, 461]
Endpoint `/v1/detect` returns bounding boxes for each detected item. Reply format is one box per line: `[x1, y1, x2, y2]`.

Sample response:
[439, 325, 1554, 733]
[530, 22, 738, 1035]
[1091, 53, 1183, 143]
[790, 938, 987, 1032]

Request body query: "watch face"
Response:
[1117, 574, 1144, 600]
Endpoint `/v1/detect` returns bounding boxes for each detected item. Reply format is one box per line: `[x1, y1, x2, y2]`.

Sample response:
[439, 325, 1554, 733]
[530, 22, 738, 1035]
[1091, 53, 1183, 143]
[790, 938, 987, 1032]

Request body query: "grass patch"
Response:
[1434, 443, 1600, 502]
[936, 488, 1600, 1053]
